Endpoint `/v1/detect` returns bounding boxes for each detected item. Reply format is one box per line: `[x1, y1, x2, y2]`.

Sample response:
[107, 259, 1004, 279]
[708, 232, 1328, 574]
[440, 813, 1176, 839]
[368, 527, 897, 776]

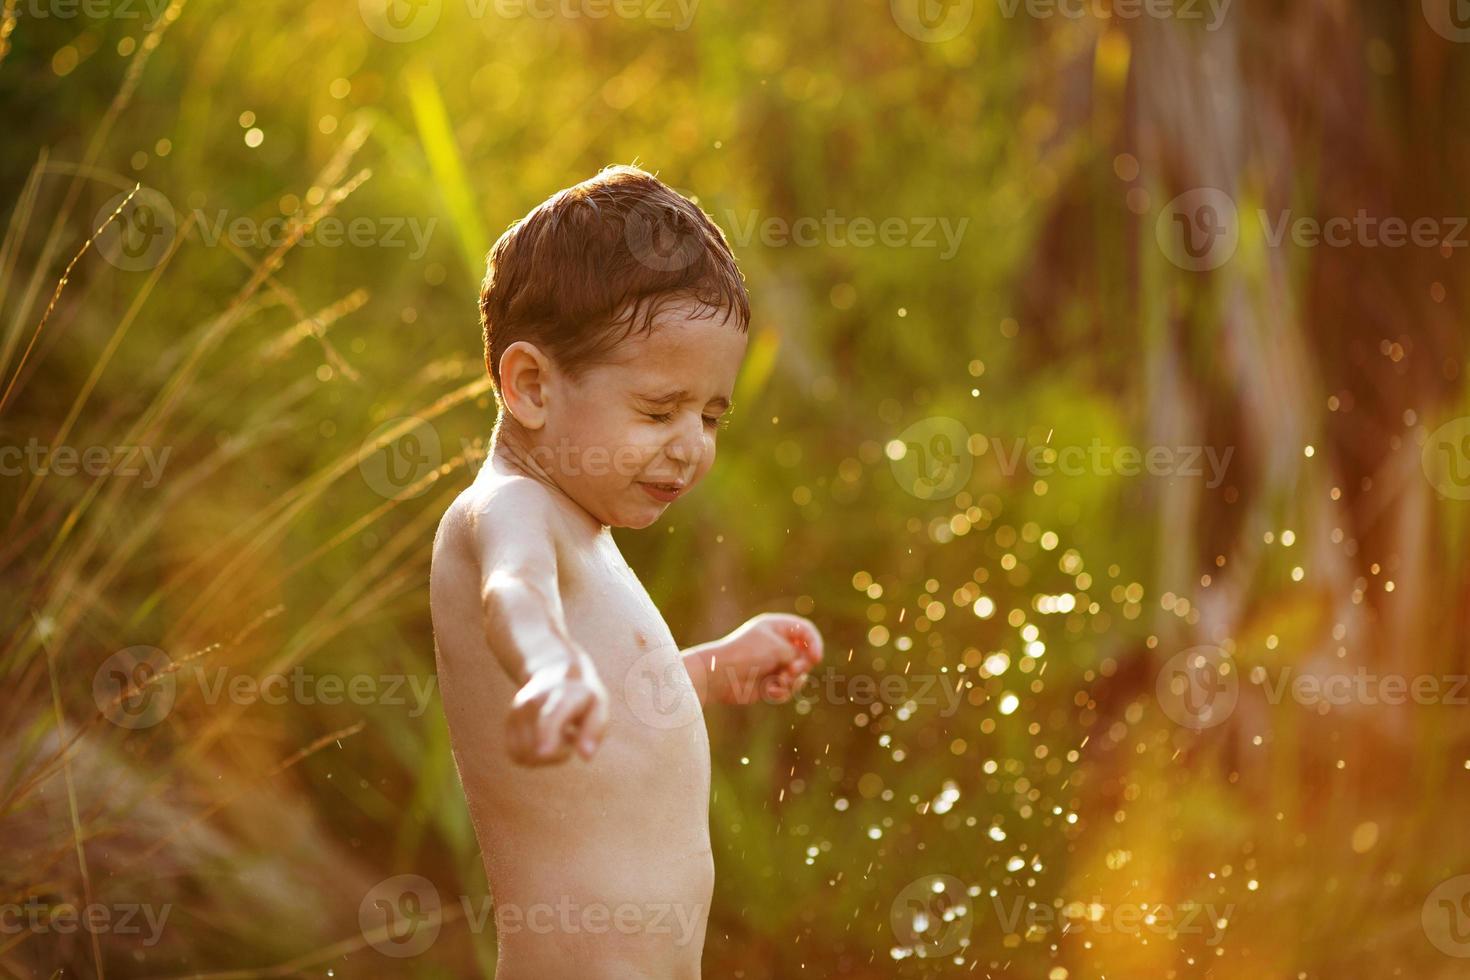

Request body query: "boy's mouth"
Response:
[638, 481, 685, 503]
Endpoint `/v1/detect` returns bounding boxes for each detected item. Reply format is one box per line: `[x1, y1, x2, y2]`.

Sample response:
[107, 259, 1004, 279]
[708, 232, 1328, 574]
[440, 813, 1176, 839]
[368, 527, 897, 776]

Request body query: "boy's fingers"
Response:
[537, 695, 580, 759]
[780, 659, 810, 686]
[761, 669, 807, 705]
[795, 621, 823, 663]
[782, 622, 823, 667]
[582, 690, 610, 753]
[510, 687, 606, 766]
[534, 734, 570, 764]
[508, 707, 539, 764]
[576, 723, 603, 759]
[564, 690, 605, 760]
[516, 724, 556, 765]
[566, 688, 608, 749]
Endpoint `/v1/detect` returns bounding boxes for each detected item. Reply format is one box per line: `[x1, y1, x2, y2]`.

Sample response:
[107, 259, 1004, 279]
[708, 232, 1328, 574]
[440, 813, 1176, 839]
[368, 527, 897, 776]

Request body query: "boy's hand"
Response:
[508, 654, 610, 765]
[711, 613, 824, 705]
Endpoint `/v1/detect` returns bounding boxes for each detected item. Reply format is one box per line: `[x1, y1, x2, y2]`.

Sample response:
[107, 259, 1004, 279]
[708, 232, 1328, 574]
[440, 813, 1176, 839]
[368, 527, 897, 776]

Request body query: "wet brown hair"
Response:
[479, 165, 750, 396]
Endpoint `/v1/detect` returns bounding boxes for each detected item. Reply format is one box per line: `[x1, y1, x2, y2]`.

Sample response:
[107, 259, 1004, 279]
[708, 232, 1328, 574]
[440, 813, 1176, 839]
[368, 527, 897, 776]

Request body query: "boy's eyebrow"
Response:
[636, 388, 733, 411]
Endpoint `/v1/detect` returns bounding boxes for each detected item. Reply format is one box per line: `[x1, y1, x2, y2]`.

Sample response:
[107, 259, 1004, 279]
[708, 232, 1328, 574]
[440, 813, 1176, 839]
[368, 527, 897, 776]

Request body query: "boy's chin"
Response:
[617, 504, 665, 530]
[590, 484, 679, 529]
[608, 492, 670, 529]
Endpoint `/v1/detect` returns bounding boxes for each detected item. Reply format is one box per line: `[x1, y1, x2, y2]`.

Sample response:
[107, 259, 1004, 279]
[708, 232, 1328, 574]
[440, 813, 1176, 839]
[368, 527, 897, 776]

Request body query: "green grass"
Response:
[2, 2, 1469, 977]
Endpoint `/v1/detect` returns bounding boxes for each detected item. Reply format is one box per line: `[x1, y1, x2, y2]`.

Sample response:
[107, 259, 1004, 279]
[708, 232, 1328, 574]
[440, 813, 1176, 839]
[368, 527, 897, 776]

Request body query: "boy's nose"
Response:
[665, 438, 697, 465]
[664, 420, 705, 469]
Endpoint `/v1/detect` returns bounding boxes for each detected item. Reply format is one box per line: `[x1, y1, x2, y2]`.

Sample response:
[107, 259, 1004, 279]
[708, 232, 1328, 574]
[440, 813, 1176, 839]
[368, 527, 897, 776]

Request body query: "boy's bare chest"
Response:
[560, 539, 679, 659]
[559, 539, 706, 735]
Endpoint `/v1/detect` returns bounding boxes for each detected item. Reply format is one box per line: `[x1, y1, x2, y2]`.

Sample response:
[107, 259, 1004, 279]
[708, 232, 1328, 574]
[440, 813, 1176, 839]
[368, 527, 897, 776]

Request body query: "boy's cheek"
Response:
[612, 444, 646, 478]
[567, 435, 654, 481]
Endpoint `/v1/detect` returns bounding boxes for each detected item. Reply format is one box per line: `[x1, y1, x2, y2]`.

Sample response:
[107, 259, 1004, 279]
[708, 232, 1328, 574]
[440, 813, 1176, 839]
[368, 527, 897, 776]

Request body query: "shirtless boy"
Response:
[431, 166, 824, 979]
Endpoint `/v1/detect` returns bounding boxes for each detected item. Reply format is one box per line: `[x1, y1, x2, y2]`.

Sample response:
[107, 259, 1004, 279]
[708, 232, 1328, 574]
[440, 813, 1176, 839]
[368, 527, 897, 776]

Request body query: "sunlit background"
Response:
[3, 0, 1470, 977]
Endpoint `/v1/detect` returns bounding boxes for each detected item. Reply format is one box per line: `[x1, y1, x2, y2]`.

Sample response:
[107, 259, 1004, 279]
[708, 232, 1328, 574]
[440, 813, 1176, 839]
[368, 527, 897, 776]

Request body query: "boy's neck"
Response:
[489, 419, 609, 533]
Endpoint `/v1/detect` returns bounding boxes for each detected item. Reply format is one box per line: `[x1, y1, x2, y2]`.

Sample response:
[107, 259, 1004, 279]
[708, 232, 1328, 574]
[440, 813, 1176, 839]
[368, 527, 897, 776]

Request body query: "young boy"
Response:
[431, 166, 824, 979]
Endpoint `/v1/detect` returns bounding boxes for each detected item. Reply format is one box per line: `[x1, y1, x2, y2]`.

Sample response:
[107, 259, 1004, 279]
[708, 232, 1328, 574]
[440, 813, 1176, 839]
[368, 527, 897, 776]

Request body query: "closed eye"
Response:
[645, 410, 730, 430]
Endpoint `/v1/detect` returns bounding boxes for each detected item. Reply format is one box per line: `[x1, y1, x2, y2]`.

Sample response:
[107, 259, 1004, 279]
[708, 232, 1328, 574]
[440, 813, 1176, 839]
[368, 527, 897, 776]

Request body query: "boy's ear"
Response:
[498, 341, 554, 430]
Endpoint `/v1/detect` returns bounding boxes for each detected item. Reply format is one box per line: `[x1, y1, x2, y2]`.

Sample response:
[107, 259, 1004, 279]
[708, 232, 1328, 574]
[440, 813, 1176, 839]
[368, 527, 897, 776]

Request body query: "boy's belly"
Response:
[473, 700, 714, 894]
[446, 639, 713, 974]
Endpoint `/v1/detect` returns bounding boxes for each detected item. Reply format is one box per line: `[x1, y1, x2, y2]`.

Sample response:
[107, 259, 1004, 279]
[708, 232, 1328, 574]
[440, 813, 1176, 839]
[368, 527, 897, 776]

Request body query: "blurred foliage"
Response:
[2, 1, 1470, 978]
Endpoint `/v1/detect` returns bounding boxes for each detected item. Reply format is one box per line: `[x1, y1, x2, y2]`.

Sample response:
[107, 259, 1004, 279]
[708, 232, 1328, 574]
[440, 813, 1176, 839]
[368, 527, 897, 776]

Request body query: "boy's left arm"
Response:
[681, 613, 823, 707]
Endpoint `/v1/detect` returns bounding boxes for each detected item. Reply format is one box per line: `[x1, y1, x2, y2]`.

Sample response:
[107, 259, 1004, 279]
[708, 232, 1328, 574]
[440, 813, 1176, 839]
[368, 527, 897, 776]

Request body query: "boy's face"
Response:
[537, 300, 748, 529]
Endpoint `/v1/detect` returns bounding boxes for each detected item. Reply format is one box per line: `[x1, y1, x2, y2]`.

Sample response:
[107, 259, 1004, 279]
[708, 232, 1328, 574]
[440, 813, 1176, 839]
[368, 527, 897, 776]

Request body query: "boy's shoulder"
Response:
[435, 464, 578, 558]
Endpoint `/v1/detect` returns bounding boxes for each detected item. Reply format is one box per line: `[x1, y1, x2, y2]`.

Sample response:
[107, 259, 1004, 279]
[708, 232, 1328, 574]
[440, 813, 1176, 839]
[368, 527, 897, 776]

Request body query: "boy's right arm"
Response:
[471, 496, 609, 766]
